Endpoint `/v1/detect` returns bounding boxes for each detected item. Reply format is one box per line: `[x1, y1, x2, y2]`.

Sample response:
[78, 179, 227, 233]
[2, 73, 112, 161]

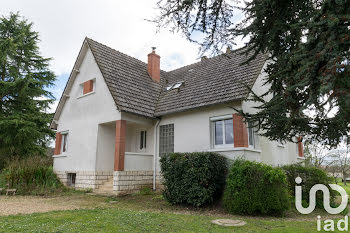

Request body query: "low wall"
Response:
[113, 170, 163, 195]
[55, 171, 113, 189]
[124, 152, 153, 171]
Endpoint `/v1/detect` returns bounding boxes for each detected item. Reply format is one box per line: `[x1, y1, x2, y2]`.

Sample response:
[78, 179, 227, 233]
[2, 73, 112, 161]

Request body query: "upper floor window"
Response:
[140, 130, 147, 150]
[211, 116, 233, 147]
[79, 79, 95, 96]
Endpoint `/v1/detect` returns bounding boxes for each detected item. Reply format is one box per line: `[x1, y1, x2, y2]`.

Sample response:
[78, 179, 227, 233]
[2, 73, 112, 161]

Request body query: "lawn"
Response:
[0, 192, 344, 233]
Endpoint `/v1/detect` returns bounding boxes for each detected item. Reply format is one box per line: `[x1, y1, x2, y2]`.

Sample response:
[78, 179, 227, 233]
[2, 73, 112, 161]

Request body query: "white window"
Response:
[248, 122, 259, 149]
[61, 131, 69, 153]
[140, 130, 147, 150]
[212, 117, 233, 147]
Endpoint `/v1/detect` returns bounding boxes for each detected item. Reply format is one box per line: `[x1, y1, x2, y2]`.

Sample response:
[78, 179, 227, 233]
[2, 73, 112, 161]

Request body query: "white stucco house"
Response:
[51, 38, 304, 194]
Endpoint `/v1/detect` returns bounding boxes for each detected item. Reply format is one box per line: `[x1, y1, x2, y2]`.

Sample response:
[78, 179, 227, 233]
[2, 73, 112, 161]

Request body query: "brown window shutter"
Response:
[298, 137, 304, 157]
[232, 114, 248, 147]
[54, 132, 62, 155]
[83, 80, 94, 94]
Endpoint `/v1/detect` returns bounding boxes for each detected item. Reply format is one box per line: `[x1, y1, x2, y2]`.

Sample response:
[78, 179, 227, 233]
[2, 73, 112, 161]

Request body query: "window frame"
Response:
[247, 123, 259, 149]
[159, 124, 174, 156]
[140, 130, 147, 150]
[78, 78, 96, 97]
[210, 115, 234, 148]
[248, 123, 255, 148]
[60, 131, 69, 154]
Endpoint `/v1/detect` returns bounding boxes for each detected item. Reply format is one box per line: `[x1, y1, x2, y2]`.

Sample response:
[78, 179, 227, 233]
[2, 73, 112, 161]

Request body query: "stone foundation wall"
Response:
[113, 171, 164, 195]
[55, 171, 113, 189]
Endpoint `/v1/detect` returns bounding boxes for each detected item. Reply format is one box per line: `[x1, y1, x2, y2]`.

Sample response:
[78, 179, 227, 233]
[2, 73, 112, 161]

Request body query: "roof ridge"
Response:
[166, 49, 245, 74]
[86, 37, 168, 74]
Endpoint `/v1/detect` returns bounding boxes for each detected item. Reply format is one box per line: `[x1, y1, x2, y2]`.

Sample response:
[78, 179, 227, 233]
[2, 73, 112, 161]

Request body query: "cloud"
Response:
[0, 0, 207, 75]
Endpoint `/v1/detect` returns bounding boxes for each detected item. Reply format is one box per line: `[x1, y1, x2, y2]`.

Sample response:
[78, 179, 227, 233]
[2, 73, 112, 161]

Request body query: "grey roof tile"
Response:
[86, 38, 267, 118]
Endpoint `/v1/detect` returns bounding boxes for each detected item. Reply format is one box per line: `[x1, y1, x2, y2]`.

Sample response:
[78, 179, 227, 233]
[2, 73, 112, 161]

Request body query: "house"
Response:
[51, 38, 304, 194]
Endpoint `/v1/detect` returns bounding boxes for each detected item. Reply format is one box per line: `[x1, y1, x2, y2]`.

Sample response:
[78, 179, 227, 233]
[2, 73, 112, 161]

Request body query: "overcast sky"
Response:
[1, 0, 244, 111]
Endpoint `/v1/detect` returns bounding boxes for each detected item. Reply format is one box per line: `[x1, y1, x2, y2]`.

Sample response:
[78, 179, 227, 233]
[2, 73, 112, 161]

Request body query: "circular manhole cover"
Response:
[211, 219, 247, 227]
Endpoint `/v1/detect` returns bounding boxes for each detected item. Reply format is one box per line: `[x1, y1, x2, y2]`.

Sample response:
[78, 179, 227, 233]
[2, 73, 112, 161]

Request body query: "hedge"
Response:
[160, 152, 228, 207]
[223, 159, 290, 216]
[282, 164, 335, 208]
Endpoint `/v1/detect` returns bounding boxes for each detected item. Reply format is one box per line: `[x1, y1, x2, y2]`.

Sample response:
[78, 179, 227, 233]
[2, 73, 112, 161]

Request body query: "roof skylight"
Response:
[165, 81, 184, 91]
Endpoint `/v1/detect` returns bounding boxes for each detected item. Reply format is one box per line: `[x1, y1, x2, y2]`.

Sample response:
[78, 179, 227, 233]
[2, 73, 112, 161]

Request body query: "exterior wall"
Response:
[113, 171, 163, 195]
[55, 171, 113, 189]
[96, 122, 116, 171]
[156, 102, 300, 170]
[242, 61, 300, 166]
[53, 47, 121, 172]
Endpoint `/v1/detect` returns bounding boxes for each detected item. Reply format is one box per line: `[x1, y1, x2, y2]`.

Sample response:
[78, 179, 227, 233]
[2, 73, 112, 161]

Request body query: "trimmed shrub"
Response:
[2, 156, 64, 195]
[223, 159, 290, 216]
[160, 152, 228, 207]
[282, 164, 335, 208]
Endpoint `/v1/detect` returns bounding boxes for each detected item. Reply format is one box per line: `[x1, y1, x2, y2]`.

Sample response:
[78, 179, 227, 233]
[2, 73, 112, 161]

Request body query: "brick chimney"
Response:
[147, 47, 160, 82]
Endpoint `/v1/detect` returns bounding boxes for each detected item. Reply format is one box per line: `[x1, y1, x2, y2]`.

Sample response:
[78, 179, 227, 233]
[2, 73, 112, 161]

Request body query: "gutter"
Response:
[153, 119, 161, 191]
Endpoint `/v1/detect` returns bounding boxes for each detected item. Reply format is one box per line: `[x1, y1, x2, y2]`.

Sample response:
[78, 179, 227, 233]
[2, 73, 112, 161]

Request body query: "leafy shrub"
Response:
[2, 156, 64, 195]
[223, 159, 290, 216]
[282, 164, 335, 208]
[160, 152, 227, 207]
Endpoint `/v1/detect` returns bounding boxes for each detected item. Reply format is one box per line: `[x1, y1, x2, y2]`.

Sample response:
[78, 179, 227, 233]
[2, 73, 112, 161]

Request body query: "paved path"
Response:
[0, 195, 107, 216]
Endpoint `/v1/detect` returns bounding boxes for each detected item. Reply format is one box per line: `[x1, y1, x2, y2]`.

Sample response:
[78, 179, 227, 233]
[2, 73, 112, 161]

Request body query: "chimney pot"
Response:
[147, 48, 160, 82]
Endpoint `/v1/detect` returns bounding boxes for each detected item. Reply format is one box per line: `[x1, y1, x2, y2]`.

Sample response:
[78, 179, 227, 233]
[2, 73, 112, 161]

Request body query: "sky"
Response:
[1, 0, 244, 112]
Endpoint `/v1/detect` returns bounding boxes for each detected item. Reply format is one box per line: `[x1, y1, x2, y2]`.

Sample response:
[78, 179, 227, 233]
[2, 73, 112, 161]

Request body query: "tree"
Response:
[154, 0, 350, 147]
[0, 13, 55, 168]
[328, 142, 350, 185]
[304, 139, 330, 168]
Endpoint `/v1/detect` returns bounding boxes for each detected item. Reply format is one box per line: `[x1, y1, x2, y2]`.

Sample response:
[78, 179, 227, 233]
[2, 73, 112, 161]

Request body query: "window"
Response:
[79, 79, 95, 96]
[67, 173, 76, 187]
[140, 130, 147, 150]
[213, 118, 233, 146]
[247, 122, 259, 149]
[165, 81, 184, 91]
[248, 123, 254, 147]
[61, 132, 68, 153]
[159, 124, 174, 156]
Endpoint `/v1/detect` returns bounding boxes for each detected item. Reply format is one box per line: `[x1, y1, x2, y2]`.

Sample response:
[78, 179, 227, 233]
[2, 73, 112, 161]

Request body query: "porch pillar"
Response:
[114, 120, 126, 171]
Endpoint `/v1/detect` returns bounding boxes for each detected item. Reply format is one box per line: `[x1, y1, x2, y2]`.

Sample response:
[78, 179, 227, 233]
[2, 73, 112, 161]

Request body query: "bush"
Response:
[223, 159, 290, 216]
[1, 156, 64, 195]
[160, 152, 228, 207]
[282, 164, 335, 208]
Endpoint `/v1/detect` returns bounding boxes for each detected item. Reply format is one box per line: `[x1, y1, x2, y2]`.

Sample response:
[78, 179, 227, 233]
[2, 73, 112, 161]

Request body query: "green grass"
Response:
[0, 207, 321, 233]
[338, 183, 350, 196]
[0, 192, 344, 233]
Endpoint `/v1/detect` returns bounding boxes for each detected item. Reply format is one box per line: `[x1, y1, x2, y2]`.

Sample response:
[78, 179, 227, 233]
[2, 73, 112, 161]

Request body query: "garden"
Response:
[0, 152, 348, 232]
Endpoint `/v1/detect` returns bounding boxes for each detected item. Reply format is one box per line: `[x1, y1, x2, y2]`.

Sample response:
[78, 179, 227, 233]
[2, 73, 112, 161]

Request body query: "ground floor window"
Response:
[159, 124, 174, 156]
[61, 131, 69, 153]
[211, 116, 233, 147]
[248, 122, 259, 149]
[140, 130, 147, 149]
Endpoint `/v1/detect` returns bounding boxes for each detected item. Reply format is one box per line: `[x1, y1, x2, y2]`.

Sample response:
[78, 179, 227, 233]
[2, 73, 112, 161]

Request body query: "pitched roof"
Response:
[155, 52, 267, 116]
[86, 38, 164, 118]
[85, 38, 266, 118]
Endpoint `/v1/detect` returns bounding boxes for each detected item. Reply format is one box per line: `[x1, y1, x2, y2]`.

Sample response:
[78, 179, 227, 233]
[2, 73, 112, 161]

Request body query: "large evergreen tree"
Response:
[0, 13, 55, 163]
[154, 0, 350, 146]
